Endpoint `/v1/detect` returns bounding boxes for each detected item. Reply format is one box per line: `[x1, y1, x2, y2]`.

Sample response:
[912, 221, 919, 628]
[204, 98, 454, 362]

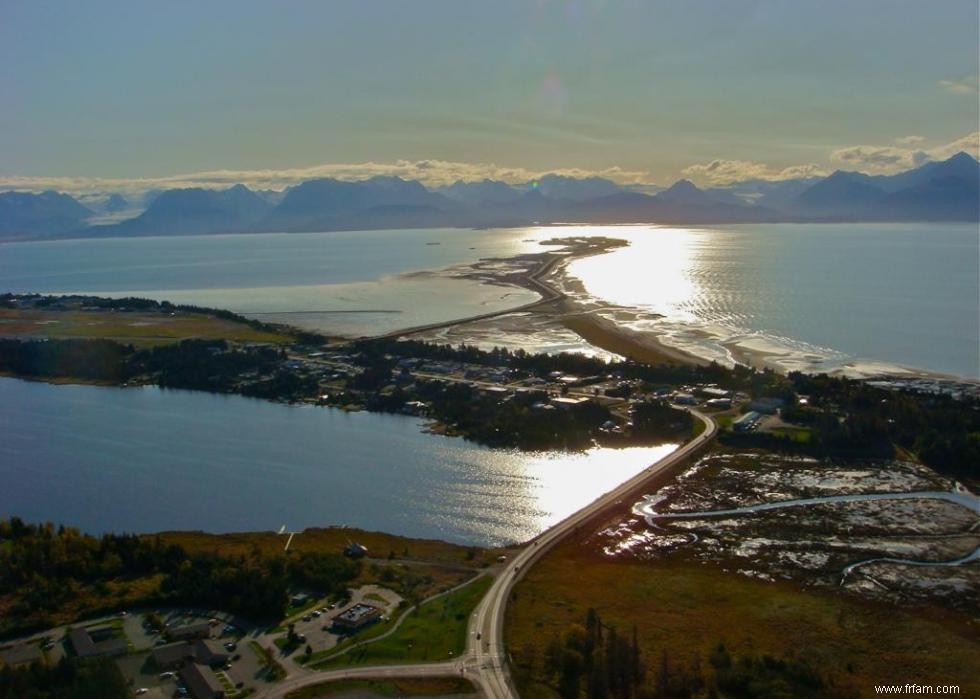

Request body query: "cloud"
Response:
[681, 159, 826, 186]
[895, 135, 925, 146]
[938, 75, 979, 95]
[929, 131, 980, 160]
[0, 160, 653, 198]
[829, 145, 931, 173]
[829, 131, 979, 174]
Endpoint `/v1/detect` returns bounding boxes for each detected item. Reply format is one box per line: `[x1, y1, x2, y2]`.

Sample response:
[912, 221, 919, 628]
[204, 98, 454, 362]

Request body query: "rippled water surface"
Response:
[0, 378, 675, 544]
[1, 222, 974, 376]
[566, 223, 979, 378]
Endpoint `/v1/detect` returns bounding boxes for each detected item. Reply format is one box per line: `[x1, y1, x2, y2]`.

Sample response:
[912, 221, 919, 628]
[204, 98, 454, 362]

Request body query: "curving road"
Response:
[263, 409, 716, 698]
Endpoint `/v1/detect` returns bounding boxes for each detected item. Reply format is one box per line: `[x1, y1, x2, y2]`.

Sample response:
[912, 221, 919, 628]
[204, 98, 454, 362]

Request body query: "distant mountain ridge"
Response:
[1, 152, 976, 239]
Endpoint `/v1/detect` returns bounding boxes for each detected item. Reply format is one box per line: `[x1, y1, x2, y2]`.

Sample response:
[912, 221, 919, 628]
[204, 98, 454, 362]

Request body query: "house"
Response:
[152, 641, 194, 669]
[332, 603, 382, 631]
[672, 392, 697, 405]
[68, 627, 128, 658]
[550, 396, 590, 410]
[0, 643, 42, 668]
[194, 639, 230, 666]
[168, 621, 211, 641]
[344, 542, 368, 559]
[179, 662, 225, 699]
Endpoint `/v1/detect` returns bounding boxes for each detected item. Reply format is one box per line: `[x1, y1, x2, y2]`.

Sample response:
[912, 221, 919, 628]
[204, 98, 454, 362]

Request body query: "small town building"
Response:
[152, 641, 194, 669]
[168, 621, 211, 641]
[672, 393, 697, 405]
[550, 396, 590, 409]
[332, 603, 382, 631]
[68, 627, 128, 658]
[344, 542, 368, 559]
[194, 639, 230, 666]
[179, 662, 225, 699]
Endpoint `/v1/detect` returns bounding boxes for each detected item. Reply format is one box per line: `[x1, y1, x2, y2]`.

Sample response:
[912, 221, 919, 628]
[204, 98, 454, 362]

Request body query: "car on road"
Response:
[135, 689, 147, 696]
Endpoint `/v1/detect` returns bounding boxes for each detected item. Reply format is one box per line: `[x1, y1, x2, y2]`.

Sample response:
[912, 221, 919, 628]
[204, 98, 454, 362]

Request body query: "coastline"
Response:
[404, 235, 979, 392]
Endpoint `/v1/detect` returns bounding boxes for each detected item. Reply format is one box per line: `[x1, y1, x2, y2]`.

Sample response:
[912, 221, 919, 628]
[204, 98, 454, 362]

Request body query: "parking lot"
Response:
[279, 585, 403, 657]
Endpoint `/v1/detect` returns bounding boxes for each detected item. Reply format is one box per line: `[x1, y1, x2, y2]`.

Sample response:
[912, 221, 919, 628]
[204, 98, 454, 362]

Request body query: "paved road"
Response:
[263, 409, 716, 698]
[469, 409, 716, 698]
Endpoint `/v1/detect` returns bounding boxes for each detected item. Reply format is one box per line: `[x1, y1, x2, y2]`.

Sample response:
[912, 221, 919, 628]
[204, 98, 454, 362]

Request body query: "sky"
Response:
[1, 0, 978, 194]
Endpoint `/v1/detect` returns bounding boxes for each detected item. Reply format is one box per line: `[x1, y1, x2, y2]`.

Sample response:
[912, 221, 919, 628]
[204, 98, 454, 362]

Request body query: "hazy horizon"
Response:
[2, 1, 978, 197]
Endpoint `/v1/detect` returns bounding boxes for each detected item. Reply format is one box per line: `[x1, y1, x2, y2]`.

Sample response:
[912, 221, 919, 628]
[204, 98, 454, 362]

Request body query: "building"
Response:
[179, 662, 225, 699]
[194, 639, 230, 666]
[168, 621, 211, 641]
[550, 396, 590, 410]
[0, 643, 42, 668]
[705, 398, 732, 409]
[68, 627, 128, 658]
[732, 411, 762, 432]
[332, 603, 382, 631]
[672, 392, 697, 405]
[344, 542, 368, 559]
[152, 641, 194, 669]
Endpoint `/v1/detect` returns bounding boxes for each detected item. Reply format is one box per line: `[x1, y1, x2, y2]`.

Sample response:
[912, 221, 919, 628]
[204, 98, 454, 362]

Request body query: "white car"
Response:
[135, 690, 148, 696]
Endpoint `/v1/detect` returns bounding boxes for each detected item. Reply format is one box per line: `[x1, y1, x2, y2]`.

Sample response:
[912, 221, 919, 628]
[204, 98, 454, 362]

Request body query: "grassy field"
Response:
[0, 307, 291, 346]
[284, 677, 476, 698]
[154, 528, 503, 568]
[312, 574, 493, 669]
[506, 537, 980, 698]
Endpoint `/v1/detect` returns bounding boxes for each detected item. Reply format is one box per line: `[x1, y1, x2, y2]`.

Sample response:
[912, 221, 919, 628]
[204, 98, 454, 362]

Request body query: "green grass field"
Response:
[0, 308, 291, 346]
[312, 574, 493, 669]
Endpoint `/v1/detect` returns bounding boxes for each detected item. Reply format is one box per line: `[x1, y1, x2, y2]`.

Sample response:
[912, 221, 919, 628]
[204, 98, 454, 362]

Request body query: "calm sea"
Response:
[0, 378, 675, 544]
[0, 223, 975, 377]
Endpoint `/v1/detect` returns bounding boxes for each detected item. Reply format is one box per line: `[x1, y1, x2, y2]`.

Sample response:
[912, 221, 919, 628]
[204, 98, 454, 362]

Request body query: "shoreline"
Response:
[407, 236, 979, 389]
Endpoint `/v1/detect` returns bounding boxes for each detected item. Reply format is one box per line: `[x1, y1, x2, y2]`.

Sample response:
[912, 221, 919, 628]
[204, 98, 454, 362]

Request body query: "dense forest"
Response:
[0, 656, 129, 699]
[0, 519, 360, 638]
[527, 609, 856, 698]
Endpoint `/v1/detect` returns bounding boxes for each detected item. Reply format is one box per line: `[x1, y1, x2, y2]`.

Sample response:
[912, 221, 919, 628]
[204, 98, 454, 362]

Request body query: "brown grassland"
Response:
[284, 676, 476, 697]
[505, 534, 980, 697]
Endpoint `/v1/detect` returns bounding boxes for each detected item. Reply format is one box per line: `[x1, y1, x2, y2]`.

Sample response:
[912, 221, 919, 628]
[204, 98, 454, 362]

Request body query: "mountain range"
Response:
[1, 152, 976, 240]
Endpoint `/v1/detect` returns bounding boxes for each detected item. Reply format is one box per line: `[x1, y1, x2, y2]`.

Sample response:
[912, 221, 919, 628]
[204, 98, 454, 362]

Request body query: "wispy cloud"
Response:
[938, 75, 979, 95]
[681, 159, 826, 186]
[0, 160, 653, 197]
[829, 131, 979, 174]
[895, 135, 925, 146]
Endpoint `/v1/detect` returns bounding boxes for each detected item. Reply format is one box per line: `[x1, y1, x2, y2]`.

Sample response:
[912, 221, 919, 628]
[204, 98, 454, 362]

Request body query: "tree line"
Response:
[0, 518, 360, 638]
[0, 656, 129, 699]
[527, 609, 856, 698]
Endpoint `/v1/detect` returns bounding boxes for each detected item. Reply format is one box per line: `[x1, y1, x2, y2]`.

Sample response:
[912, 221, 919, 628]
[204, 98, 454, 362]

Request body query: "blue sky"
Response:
[1, 0, 977, 192]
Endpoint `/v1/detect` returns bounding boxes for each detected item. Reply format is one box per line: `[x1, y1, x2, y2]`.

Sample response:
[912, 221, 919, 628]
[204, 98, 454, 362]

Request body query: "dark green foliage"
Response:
[539, 613, 856, 698]
[0, 519, 360, 637]
[786, 372, 980, 479]
[0, 338, 131, 381]
[0, 656, 129, 699]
